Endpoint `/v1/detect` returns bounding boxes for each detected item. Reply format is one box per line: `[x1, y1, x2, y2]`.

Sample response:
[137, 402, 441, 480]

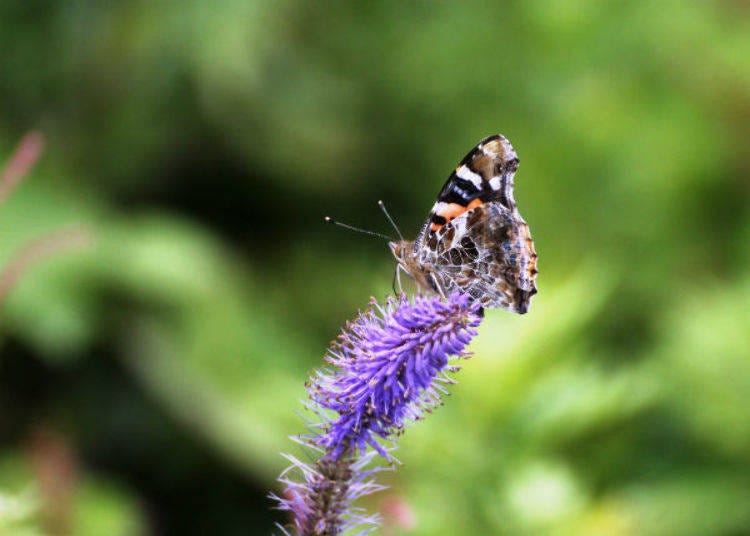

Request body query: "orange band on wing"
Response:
[430, 199, 484, 231]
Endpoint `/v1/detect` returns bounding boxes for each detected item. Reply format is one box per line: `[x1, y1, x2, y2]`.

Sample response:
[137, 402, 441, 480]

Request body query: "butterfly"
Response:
[390, 134, 538, 313]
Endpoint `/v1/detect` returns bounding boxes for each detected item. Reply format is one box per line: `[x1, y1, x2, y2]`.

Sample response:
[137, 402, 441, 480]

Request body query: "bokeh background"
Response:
[1, 2, 749, 535]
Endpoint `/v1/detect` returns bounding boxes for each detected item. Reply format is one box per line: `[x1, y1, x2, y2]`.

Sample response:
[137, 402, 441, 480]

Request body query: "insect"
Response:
[390, 134, 538, 313]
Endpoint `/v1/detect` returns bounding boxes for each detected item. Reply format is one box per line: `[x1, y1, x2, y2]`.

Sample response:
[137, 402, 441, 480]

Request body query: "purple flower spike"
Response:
[274, 292, 483, 535]
[311, 292, 482, 460]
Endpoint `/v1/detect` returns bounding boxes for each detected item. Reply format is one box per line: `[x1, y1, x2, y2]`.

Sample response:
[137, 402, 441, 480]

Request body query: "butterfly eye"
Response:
[497, 158, 519, 175]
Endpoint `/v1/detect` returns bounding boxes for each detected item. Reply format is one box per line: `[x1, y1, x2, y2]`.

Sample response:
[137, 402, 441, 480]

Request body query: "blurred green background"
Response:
[1, 1, 749, 535]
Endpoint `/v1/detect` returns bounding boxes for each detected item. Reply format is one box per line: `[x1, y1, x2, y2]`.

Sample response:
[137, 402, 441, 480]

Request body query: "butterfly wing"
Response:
[414, 134, 538, 313]
[417, 202, 537, 312]
[415, 134, 521, 245]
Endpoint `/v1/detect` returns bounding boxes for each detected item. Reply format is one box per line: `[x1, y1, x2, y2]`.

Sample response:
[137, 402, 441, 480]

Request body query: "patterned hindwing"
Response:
[417, 202, 538, 313]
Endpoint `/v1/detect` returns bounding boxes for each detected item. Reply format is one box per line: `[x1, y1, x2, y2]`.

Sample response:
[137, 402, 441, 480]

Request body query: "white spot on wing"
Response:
[431, 201, 448, 214]
[456, 165, 483, 188]
[489, 177, 502, 190]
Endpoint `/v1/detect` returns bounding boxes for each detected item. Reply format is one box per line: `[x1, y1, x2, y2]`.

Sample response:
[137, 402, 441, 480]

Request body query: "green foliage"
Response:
[0, 452, 143, 535]
[1, 1, 748, 534]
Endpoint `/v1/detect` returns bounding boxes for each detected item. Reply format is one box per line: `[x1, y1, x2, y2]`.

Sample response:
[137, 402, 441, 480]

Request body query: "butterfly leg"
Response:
[429, 272, 448, 300]
[393, 264, 405, 295]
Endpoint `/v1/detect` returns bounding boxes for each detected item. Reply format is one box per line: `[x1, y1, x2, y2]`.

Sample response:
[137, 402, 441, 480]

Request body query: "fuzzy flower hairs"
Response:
[273, 292, 483, 535]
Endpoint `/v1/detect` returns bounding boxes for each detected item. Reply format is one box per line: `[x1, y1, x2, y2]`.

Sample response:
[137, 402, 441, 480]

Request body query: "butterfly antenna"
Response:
[323, 216, 392, 241]
[377, 200, 404, 241]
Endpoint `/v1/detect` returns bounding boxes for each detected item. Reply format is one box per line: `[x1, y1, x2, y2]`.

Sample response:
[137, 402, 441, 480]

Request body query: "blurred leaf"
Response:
[0, 489, 40, 536]
[0, 452, 144, 536]
[72, 479, 145, 536]
[658, 277, 750, 458]
[605, 474, 750, 536]
[97, 215, 312, 478]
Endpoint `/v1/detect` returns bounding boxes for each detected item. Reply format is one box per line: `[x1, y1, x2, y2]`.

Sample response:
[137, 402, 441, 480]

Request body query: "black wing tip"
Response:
[458, 134, 509, 165]
[480, 133, 504, 144]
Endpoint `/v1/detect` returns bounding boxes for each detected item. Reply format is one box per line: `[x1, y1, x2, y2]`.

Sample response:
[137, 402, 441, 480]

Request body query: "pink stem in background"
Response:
[0, 131, 45, 206]
[0, 226, 92, 305]
[28, 427, 79, 536]
[0, 131, 92, 304]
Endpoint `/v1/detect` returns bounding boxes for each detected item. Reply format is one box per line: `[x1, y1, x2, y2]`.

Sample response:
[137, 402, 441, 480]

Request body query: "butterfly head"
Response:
[388, 240, 412, 267]
[389, 240, 437, 294]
